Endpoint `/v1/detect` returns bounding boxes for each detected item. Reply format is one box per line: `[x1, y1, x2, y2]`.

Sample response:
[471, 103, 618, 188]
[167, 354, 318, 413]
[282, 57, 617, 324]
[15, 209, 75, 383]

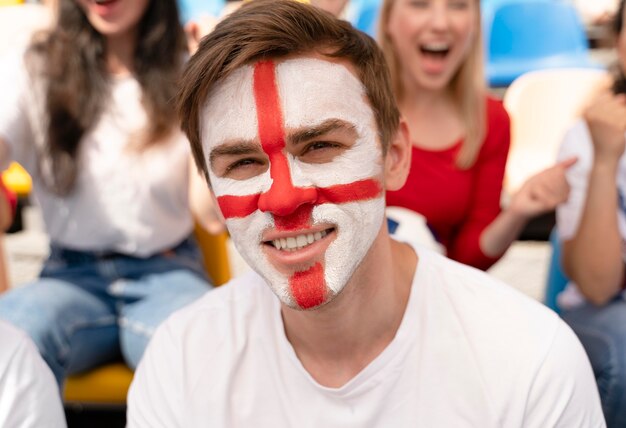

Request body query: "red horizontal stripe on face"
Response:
[316, 179, 382, 205]
[216, 178, 382, 220]
[217, 194, 260, 219]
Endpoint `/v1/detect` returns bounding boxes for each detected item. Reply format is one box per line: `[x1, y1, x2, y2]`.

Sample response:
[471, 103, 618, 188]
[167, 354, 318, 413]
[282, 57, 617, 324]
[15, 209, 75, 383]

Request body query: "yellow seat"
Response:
[63, 362, 133, 405]
[2, 162, 32, 196]
[63, 228, 232, 404]
[194, 223, 231, 286]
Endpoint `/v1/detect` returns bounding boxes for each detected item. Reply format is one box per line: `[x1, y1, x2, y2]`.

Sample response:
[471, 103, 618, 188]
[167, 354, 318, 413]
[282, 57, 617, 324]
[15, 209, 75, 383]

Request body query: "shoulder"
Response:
[146, 271, 274, 354]
[414, 249, 601, 420]
[481, 96, 510, 155]
[128, 272, 277, 424]
[415, 249, 572, 370]
[486, 95, 510, 123]
[0, 320, 34, 365]
[418, 249, 560, 336]
[0, 321, 65, 428]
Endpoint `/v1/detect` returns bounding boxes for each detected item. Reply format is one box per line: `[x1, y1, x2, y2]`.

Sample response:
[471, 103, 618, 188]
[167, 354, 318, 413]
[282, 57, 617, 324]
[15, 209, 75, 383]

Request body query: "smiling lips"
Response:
[269, 228, 332, 252]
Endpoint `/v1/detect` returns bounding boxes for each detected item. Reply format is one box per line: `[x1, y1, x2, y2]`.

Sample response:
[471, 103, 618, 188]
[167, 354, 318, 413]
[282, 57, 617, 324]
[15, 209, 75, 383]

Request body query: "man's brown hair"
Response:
[177, 0, 400, 180]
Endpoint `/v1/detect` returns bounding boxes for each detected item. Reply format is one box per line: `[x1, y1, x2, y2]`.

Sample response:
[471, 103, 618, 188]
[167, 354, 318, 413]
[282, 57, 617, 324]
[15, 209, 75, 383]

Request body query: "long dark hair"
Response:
[27, 0, 187, 195]
[613, 0, 626, 94]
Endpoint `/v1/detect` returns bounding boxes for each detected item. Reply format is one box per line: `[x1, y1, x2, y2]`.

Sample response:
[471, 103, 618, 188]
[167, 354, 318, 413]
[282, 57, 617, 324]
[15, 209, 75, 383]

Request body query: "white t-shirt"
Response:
[128, 244, 604, 428]
[0, 49, 193, 257]
[0, 320, 66, 428]
[557, 120, 626, 308]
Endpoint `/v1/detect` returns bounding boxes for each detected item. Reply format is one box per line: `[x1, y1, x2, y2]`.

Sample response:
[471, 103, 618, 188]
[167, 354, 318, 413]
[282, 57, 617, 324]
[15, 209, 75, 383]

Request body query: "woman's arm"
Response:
[0, 139, 13, 294]
[562, 91, 626, 305]
[447, 101, 510, 270]
[480, 157, 576, 258]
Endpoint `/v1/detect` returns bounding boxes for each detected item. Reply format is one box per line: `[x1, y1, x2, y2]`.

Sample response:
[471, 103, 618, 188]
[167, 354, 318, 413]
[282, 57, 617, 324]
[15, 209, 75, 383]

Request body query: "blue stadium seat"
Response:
[350, 0, 381, 37]
[544, 228, 569, 314]
[485, 0, 600, 87]
[177, 0, 225, 23]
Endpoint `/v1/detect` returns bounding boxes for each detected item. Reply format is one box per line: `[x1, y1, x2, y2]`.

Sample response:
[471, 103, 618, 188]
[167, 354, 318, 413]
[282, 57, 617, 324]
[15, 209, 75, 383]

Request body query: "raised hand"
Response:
[508, 157, 578, 219]
[584, 90, 626, 163]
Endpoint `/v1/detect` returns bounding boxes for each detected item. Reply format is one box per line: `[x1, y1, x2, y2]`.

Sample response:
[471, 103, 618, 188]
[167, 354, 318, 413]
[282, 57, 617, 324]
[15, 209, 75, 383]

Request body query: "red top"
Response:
[386, 97, 510, 270]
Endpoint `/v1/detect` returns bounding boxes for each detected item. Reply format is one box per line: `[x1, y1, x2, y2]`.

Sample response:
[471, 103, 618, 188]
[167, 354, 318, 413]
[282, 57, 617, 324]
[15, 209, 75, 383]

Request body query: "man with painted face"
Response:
[127, 1, 604, 426]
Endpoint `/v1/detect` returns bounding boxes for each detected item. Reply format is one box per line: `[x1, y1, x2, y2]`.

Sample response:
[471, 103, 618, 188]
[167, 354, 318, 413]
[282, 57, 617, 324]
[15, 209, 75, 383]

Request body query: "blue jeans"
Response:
[0, 236, 212, 386]
[562, 297, 626, 428]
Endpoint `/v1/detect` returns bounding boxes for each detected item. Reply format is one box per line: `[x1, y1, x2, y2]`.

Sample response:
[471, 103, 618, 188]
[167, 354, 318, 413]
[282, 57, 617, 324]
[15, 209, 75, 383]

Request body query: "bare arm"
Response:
[188, 155, 225, 235]
[562, 91, 626, 305]
[0, 137, 12, 294]
[480, 157, 576, 258]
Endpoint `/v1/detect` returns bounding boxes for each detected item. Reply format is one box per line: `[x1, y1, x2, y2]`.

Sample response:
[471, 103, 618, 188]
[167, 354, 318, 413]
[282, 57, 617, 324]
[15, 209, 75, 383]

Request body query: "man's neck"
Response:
[281, 232, 417, 388]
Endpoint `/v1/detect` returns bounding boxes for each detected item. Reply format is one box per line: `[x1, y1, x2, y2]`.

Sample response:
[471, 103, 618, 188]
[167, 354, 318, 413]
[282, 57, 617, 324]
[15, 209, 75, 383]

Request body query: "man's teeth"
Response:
[272, 230, 328, 251]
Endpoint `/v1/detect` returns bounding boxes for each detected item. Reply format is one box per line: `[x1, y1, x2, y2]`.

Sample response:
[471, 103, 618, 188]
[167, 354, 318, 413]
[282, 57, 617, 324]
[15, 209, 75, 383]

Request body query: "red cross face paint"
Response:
[200, 58, 386, 309]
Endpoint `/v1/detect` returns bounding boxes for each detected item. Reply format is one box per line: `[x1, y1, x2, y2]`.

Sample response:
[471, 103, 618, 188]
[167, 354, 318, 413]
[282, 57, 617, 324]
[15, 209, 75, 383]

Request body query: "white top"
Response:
[557, 120, 626, 308]
[0, 320, 66, 428]
[0, 49, 193, 256]
[128, 244, 604, 428]
[572, 0, 619, 24]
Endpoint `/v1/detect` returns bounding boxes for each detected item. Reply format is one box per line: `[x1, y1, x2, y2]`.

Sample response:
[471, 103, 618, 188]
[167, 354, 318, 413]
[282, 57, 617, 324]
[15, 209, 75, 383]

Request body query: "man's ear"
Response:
[384, 118, 411, 191]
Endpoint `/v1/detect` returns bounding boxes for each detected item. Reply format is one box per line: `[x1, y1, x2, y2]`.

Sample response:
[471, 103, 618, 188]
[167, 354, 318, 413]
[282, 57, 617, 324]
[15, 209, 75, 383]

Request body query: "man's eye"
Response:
[299, 141, 345, 164]
[224, 158, 263, 178]
[302, 141, 339, 154]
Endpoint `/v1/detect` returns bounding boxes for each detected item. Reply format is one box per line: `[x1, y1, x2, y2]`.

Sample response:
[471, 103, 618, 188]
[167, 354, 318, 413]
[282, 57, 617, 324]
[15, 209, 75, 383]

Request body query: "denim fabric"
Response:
[562, 297, 626, 428]
[0, 236, 212, 387]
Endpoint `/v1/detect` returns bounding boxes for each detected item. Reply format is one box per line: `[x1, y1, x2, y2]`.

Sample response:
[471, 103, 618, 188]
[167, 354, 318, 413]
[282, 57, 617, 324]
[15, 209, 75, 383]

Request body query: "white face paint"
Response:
[200, 57, 386, 309]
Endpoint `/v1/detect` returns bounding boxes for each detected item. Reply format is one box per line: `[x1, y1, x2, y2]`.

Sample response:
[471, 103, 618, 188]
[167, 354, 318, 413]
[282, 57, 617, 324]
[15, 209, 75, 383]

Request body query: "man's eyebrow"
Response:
[209, 141, 261, 164]
[288, 119, 357, 146]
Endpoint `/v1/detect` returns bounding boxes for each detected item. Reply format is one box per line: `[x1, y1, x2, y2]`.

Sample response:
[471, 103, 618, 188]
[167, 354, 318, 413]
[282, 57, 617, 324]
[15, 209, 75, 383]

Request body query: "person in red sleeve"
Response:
[380, 0, 576, 270]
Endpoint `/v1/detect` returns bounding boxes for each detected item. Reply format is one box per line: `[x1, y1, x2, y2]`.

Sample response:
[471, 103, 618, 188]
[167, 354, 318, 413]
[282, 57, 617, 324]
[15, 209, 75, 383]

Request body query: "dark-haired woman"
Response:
[0, 0, 214, 386]
[556, 1, 626, 426]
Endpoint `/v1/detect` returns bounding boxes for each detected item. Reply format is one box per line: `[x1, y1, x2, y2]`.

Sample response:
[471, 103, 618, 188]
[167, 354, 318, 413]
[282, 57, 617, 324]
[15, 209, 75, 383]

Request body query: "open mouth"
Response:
[265, 227, 335, 252]
[420, 43, 450, 59]
[94, 0, 117, 5]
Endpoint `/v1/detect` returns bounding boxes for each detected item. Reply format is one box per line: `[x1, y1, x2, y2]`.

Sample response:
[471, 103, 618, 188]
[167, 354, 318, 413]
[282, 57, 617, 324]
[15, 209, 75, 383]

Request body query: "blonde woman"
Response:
[381, 0, 576, 270]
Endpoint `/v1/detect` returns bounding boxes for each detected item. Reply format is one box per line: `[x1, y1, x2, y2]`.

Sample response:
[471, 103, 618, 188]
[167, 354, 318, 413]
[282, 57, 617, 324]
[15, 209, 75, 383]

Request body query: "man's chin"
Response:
[278, 290, 335, 311]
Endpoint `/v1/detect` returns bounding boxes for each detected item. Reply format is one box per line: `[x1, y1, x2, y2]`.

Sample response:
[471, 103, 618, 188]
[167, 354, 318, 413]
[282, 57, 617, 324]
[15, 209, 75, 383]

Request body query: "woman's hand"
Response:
[584, 90, 626, 164]
[508, 157, 578, 219]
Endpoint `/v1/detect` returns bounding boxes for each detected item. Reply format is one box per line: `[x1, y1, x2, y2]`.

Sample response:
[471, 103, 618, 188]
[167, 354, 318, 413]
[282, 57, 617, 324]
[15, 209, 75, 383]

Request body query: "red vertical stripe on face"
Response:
[253, 60, 286, 155]
[253, 60, 316, 228]
[274, 204, 314, 231]
[289, 262, 327, 309]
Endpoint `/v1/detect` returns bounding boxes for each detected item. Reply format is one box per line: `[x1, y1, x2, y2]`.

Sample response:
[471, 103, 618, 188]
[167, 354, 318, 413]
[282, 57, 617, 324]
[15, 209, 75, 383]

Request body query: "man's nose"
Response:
[257, 156, 318, 216]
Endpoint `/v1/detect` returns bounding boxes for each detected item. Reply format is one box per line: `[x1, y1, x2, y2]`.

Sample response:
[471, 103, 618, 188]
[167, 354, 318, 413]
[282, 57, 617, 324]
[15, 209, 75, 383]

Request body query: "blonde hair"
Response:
[378, 0, 487, 169]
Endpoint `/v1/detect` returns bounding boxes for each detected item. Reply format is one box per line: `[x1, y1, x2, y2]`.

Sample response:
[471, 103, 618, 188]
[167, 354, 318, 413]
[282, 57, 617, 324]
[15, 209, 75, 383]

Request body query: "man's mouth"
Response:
[265, 227, 335, 252]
